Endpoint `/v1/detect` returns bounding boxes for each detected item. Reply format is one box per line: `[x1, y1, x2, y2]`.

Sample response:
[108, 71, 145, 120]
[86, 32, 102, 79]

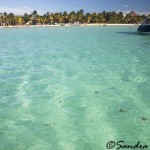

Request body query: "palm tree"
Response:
[109, 11, 118, 23]
[63, 11, 68, 23]
[69, 11, 76, 23]
[24, 13, 30, 24]
[85, 13, 92, 23]
[16, 16, 24, 25]
[0, 10, 146, 25]
[97, 13, 105, 23]
[8, 13, 15, 25]
[49, 13, 54, 24]
[102, 11, 107, 23]
[3, 12, 8, 25]
[52, 12, 60, 24]
[78, 9, 84, 15]
[118, 12, 124, 23]
[32, 10, 37, 25]
[35, 14, 47, 25]
[77, 9, 84, 23]
[0, 13, 3, 26]
[46, 12, 50, 24]
[91, 12, 98, 23]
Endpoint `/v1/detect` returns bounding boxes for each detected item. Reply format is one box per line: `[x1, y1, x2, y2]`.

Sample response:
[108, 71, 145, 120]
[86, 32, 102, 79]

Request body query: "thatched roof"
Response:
[129, 11, 139, 17]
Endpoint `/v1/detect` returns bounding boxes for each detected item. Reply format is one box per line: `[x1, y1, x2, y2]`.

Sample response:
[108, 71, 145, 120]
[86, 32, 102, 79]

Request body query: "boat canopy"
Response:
[141, 17, 150, 25]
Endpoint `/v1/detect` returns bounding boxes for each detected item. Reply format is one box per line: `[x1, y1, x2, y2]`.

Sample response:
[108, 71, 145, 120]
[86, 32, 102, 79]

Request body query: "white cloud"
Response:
[0, 7, 46, 15]
[123, 4, 129, 8]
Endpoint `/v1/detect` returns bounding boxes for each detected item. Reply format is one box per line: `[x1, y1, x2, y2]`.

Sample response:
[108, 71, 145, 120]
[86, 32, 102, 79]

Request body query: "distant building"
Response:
[127, 11, 140, 24]
[129, 11, 139, 17]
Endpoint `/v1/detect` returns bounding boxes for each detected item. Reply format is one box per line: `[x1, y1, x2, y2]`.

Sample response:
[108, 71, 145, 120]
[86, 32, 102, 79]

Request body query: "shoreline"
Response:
[0, 23, 139, 28]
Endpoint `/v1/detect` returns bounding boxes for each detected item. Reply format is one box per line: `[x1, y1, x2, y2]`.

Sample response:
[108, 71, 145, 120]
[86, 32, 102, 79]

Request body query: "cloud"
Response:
[0, 7, 46, 15]
[123, 4, 129, 8]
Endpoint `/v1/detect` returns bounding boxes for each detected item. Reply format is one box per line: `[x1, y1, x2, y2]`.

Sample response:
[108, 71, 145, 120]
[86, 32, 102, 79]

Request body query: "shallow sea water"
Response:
[0, 26, 150, 150]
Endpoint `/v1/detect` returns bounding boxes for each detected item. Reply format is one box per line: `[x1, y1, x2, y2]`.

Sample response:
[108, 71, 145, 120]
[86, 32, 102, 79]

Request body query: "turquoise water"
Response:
[0, 26, 150, 150]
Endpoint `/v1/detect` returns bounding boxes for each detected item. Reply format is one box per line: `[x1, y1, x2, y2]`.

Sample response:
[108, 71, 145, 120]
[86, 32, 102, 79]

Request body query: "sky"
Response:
[0, 0, 150, 15]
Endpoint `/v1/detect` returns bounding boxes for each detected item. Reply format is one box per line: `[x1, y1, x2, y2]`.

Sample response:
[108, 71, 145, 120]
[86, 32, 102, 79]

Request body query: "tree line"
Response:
[0, 9, 149, 26]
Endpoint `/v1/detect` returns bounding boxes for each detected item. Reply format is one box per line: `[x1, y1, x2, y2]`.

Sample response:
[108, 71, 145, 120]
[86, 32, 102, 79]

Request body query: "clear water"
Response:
[0, 26, 150, 150]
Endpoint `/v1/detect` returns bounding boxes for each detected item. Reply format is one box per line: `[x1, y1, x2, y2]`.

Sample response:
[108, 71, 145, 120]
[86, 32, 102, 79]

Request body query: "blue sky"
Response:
[0, 0, 150, 15]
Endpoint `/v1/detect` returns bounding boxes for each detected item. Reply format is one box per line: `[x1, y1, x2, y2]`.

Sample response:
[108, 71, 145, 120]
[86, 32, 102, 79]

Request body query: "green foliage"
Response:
[0, 10, 147, 26]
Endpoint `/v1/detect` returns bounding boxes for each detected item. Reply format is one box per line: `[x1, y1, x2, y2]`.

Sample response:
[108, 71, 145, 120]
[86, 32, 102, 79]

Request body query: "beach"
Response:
[0, 23, 139, 29]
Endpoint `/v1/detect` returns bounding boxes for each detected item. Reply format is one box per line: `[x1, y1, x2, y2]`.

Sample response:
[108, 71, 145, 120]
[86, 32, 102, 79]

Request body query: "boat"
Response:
[137, 17, 150, 34]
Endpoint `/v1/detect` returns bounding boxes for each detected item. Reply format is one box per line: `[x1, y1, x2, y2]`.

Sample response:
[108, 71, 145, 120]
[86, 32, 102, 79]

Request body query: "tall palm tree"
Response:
[118, 12, 124, 23]
[102, 11, 107, 23]
[69, 11, 76, 23]
[77, 9, 84, 23]
[85, 13, 91, 23]
[97, 13, 105, 23]
[3, 12, 8, 25]
[63, 11, 68, 23]
[91, 12, 98, 23]
[50, 13, 54, 24]
[46, 12, 50, 24]
[0, 13, 3, 26]
[32, 10, 37, 25]
[24, 13, 30, 23]
[8, 13, 15, 25]
[109, 11, 118, 23]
